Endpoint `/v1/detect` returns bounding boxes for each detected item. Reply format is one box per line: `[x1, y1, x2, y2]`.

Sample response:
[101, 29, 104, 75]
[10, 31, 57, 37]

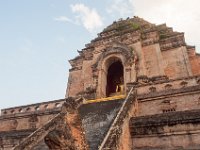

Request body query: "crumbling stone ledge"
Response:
[130, 109, 200, 136]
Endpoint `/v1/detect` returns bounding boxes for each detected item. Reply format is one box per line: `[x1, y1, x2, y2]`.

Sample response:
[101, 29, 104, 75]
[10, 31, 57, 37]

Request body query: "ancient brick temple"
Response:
[1, 16, 200, 150]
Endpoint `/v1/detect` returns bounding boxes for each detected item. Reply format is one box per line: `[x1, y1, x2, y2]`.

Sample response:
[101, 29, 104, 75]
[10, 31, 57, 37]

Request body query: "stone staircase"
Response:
[13, 97, 88, 150]
[13, 88, 137, 150]
[98, 87, 137, 150]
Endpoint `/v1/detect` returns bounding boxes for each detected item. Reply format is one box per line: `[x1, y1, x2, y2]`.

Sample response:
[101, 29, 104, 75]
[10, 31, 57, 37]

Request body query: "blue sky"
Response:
[0, 0, 200, 110]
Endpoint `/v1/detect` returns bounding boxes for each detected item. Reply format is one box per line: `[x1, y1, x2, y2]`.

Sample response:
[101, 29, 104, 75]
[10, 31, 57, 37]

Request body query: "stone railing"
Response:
[98, 87, 136, 150]
[13, 112, 64, 150]
[127, 75, 200, 97]
[1, 99, 65, 116]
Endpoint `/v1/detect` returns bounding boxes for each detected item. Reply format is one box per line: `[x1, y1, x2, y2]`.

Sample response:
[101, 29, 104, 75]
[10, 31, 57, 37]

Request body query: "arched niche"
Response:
[93, 44, 138, 98]
[97, 54, 126, 98]
[106, 58, 124, 96]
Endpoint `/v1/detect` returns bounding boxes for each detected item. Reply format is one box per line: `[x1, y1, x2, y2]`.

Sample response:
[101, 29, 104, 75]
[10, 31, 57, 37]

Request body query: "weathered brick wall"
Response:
[67, 34, 195, 99]
[162, 46, 192, 79]
[136, 77, 197, 95]
[128, 76, 200, 149]
[134, 76, 200, 116]
[0, 129, 34, 150]
[66, 69, 84, 97]
[142, 44, 164, 77]
[129, 42, 146, 77]
[130, 110, 200, 149]
[132, 133, 200, 150]
[0, 99, 65, 149]
[138, 91, 200, 116]
[188, 47, 200, 76]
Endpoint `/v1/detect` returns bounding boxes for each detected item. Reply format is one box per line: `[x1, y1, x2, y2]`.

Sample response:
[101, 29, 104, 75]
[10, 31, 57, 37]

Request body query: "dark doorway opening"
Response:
[106, 61, 124, 97]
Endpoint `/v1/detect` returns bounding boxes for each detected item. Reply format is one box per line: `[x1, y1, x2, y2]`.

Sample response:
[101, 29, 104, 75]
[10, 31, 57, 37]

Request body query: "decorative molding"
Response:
[92, 43, 137, 72]
[130, 109, 200, 136]
[28, 115, 38, 129]
[137, 85, 200, 100]
[128, 75, 200, 88]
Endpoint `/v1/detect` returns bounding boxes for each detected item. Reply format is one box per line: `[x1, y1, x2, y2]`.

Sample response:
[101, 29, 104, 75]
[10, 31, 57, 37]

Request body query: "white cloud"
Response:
[54, 16, 72, 23]
[106, 0, 134, 17]
[107, 0, 200, 52]
[70, 3, 103, 33]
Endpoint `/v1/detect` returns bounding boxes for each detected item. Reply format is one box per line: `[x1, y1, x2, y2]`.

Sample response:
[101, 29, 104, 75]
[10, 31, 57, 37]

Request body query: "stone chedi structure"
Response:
[1, 16, 200, 150]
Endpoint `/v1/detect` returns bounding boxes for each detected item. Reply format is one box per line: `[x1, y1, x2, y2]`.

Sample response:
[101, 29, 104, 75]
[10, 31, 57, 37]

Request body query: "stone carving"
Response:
[149, 86, 156, 92]
[195, 97, 200, 105]
[138, 83, 200, 100]
[197, 77, 200, 84]
[150, 75, 168, 83]
[164, 84, 172, 90]
[77, 86, 96, 100]
[92, 43, 137, 71]
[134, 75, 169, 86]
[137, 75, 149, 84]
[160, 100, 176, 113]
[28, 115, 38, 129]
[180, 81, 188, 88]
[11, 119, 18, 130]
